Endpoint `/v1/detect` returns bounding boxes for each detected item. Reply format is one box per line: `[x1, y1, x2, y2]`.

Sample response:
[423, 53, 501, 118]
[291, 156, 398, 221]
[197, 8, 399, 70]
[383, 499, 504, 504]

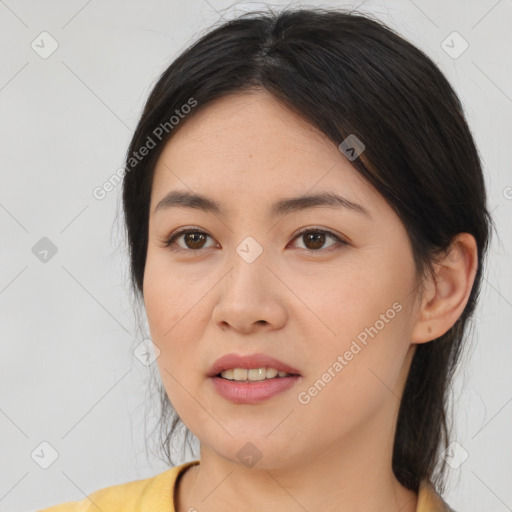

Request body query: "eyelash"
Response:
[162, 226, 347, 254]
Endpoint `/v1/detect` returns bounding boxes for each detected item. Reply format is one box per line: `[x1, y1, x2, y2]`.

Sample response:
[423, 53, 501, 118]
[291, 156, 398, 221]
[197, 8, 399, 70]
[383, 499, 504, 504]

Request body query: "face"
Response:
[143, 90, 422, 469]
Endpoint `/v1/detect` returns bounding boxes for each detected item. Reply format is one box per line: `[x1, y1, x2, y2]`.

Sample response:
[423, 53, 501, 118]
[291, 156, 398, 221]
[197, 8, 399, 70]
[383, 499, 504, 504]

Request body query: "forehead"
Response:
[157, 90, 333, 166]
[150, 90, 383, 218]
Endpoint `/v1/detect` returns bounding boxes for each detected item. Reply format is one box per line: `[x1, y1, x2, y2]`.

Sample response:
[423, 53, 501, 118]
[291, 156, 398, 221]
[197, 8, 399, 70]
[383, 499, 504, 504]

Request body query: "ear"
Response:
[411, 233, 479, 344]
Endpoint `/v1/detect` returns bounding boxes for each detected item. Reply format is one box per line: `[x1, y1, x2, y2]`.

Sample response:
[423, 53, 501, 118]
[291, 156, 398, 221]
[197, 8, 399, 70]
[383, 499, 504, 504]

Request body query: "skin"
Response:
[143, 90, 478, 512]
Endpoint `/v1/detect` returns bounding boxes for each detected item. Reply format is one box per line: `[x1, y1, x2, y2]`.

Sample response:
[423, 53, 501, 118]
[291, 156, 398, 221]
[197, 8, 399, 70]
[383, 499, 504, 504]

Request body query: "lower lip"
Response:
[210, 375, 302, 404]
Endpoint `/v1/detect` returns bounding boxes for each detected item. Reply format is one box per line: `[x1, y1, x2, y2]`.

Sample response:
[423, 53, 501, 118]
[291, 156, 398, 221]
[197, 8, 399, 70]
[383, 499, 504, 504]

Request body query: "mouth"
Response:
[215, 367, 298, 382]
[207, 352, 301, 379]
[207, 353, 302, 404]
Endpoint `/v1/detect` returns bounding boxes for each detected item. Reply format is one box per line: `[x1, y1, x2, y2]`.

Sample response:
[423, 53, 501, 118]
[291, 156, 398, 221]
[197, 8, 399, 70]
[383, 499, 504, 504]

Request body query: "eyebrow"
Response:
[153, 190, 372, 219]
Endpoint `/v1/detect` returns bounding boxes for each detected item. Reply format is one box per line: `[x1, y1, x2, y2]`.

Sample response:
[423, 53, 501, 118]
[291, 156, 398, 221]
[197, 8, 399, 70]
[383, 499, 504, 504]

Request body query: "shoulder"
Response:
[417, 479, 457, 512]
[37, 466, 182, 512]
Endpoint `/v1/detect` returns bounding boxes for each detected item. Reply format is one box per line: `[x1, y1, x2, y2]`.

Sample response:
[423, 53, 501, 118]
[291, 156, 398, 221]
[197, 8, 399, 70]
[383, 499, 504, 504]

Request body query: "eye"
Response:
[162, 226, 347, 253]
[162, 228, 216, 252]
[289, 227, 347, 252]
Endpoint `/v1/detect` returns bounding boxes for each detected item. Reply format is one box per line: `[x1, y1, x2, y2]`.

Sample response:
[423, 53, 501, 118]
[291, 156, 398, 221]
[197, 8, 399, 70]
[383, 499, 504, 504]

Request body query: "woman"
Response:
[39, 6, 492, 512]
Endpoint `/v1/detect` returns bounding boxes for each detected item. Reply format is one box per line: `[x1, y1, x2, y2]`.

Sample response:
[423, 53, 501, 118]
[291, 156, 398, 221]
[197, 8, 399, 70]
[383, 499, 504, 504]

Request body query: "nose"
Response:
[211, 248, 288, 334]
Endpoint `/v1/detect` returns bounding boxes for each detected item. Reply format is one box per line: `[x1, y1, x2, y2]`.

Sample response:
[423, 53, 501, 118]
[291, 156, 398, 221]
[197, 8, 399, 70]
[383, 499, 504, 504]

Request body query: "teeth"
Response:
[219, 368, 292, 381]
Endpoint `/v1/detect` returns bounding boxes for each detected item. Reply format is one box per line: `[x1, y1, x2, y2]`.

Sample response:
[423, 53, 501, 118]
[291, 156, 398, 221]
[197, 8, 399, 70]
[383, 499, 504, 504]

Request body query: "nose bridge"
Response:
[220, 205, 285, 289]
[224, 212, 270, 273]
[226, 233, 270, 296]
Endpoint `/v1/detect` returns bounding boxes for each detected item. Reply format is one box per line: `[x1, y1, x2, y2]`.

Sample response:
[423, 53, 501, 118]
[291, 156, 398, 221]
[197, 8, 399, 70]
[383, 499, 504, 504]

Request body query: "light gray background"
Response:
[1, 1, 511, 511]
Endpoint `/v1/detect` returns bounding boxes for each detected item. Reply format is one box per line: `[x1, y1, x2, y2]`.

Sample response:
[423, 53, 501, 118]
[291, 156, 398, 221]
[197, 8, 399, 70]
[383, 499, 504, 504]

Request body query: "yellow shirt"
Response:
[37, 460, 454, 511]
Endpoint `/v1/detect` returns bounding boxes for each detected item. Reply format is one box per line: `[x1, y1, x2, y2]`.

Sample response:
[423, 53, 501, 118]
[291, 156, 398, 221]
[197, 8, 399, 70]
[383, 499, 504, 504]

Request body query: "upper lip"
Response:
[208, 352, 301, 377]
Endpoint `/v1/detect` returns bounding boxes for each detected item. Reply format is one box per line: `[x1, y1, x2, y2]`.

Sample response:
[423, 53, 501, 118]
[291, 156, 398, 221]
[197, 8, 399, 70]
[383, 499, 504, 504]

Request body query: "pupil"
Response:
[305, 233, 324, 250]
[186, 233, 205, 249]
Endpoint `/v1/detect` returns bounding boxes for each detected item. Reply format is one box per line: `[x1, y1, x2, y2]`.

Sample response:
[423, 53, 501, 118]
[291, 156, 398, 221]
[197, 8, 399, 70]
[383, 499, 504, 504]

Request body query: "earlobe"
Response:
[411, 233, 478, 344]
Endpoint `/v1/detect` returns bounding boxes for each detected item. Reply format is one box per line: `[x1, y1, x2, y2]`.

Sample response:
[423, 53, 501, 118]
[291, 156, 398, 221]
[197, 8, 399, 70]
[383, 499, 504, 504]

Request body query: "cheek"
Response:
[295, 259, 405, 346]
[298, 315, 411, 437]
[143, 250, 211, 378]
[143, 279, 179, 344]
[142, 255, 190, 371]
[143, 265, 199, 420]
[297, 255, 414, 410]
[143, 248, 193, 331]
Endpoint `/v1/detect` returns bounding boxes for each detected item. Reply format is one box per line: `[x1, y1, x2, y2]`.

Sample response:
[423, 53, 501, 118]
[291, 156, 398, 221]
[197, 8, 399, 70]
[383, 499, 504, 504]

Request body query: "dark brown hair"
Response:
[121, 6, 494, 495]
